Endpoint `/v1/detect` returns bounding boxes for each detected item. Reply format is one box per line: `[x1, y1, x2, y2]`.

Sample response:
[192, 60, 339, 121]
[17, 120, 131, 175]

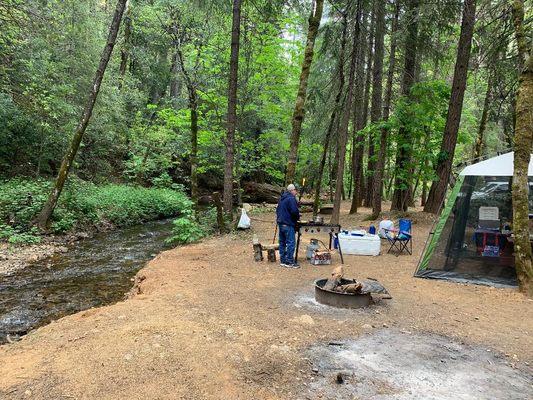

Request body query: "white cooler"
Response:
[338, 232, 381, 256]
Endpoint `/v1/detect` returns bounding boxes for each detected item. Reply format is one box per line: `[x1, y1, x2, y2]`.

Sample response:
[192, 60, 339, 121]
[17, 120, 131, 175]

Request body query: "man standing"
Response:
[276, 184, 300, 268]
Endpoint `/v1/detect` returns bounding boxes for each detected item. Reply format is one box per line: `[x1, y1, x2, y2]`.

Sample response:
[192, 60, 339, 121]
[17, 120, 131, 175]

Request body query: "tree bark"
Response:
[175, 45, 199, 206]
[285, 0, 324, 185]
[331, 0, 362, 225]
[511, 0, 533, 297]
[35, 0, 127, 230]
[512, 0, 527, 70]
[170, 51, 181, 101]
[420, 181, 427, 206]
[349, 11, 368, 214]
[390, 0, 420, 211]
[424, 0, 476, 213]
[118, 0, 131, 89]
[363, 4, 377, 208]
[367, 0, 385, 214]
[223, 0, 242, 215]
[473, 72, 493, 159]
[313, 10, 347, 215]
[371, 0, 399, 218]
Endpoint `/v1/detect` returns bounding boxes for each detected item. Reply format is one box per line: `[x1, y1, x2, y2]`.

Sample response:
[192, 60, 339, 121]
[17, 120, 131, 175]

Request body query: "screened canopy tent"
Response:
[415, 152, 533, 287]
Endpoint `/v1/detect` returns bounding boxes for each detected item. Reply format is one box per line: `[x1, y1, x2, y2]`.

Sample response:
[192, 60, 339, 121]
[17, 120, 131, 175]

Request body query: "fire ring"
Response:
[314, 278, 373, 309]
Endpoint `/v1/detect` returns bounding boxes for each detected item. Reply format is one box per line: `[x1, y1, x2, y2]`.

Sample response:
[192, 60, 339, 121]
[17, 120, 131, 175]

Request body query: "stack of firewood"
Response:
[323, 266, 391, 297]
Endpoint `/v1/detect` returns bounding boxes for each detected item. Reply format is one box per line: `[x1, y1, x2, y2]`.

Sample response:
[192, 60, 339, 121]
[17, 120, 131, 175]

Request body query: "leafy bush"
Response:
[0, 178, 193, 244]
[166, 207, 218, 245]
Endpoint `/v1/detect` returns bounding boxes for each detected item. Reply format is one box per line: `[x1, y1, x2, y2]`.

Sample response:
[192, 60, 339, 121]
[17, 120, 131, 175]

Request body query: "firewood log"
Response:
[253, 243, 263, 261]
[323, 266, 344, 291]
[338, 282, 363, 294]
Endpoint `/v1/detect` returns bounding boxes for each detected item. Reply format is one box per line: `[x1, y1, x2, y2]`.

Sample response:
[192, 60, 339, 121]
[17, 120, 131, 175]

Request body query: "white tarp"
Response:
[459, 152, 533, 177]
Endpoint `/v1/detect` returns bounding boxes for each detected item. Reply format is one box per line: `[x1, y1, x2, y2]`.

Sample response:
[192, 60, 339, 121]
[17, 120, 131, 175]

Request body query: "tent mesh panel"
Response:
[415, 175, 522, 287]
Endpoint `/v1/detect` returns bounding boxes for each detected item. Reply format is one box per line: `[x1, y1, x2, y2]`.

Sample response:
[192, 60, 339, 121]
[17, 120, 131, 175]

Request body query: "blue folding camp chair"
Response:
[384, 218, 412, 256]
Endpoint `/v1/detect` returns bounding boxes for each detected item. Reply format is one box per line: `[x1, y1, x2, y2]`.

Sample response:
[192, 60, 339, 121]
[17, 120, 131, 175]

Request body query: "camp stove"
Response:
[295, 222, 343, 263]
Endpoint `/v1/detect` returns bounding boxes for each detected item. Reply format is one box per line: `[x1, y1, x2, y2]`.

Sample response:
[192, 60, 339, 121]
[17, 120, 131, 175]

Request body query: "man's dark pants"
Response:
[278, 224, 295, 265]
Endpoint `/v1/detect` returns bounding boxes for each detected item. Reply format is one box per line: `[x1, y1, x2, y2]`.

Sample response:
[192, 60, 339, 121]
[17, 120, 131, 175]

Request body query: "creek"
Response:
[0, 219, 174, 344]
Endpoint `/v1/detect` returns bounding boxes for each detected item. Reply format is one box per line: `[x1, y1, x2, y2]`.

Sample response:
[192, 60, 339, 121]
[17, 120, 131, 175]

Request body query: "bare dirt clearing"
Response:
[0, 202, 531, 399]
[307, 330, 531, 399]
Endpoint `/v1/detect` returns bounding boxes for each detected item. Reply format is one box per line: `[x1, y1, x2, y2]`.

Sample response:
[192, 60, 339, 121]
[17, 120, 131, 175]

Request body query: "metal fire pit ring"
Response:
[314, 278, 372, 309]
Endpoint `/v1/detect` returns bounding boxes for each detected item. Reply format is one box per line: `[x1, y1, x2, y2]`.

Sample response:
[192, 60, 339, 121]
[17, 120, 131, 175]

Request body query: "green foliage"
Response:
[166, 207, 218, 245]
[0, 0, 521, 215]
[0, 226, 42, 245]
[388, 80, 452, 190]
[0, 94, 44, 176]
[0, 178, 192, 243]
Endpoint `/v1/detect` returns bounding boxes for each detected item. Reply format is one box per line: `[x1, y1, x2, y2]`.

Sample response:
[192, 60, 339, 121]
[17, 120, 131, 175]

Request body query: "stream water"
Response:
[0, 219, 174, 344]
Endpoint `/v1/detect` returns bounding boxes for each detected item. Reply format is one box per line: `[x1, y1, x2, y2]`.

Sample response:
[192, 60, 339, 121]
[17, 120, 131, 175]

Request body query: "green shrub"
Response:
[0, 224, 41, 245]
[0, 178, 193, 244]
[166, 207, 218, 245]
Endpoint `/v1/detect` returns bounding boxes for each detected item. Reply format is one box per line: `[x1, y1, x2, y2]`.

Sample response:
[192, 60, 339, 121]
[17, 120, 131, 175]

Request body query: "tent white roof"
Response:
[460, 152, 533, 176]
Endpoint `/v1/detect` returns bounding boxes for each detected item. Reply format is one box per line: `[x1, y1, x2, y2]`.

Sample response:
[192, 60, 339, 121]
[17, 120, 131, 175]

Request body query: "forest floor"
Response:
[0, 201, 531, 399]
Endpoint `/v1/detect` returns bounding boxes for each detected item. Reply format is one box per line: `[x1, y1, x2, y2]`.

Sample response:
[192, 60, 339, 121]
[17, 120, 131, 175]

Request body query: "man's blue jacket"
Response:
[276, 191, 300, 226]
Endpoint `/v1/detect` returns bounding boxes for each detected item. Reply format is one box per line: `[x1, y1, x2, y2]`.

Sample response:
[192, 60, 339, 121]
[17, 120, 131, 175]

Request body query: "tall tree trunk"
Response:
[331, 0, 362, 224]
[313, 11, 347, 215]
[371, 0, 399, 218]
[170, 51, 181, 102]
[473, 72, 493, 159]
[512, 0, 528, 70]
[223, 0, 242, 215]
[347, 143, 353, 198]
[391, 0, 420, 211]
[512, 53, 533, 296]
[424, 0, 476, 213]
[349, 11, 368, 214]
[35, 0, 127, 230]
[364, 4, 378, 208]
[511, 0, 533, 297]
[285, 0, 324, 185]
[421, 181, 427, 206]
[118, 0, 131, 89]
[328, 144, 334, 202]
[314, 129, 332, 213]
[175, 46, 199, 206]
[367, 0, 386, 214]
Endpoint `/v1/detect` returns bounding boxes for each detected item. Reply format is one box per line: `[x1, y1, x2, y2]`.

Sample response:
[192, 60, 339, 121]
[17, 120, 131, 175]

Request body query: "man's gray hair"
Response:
[287, 184, 296, 191]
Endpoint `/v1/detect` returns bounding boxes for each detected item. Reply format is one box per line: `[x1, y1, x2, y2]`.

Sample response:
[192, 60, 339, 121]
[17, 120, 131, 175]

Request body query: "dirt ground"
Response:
[0, 202, 531, 399]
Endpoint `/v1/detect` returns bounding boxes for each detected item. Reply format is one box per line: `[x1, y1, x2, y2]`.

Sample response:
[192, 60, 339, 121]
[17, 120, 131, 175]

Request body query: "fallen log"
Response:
[242, 182, 283, 204]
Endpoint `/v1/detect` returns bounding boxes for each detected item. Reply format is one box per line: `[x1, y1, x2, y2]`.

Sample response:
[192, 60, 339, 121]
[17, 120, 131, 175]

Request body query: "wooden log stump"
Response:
[267, 248, 277, 262]
[253, 243, 263, 261]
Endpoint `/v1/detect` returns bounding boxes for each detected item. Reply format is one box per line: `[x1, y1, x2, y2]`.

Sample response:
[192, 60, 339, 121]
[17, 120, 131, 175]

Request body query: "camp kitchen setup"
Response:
[253, 214, 386, 266]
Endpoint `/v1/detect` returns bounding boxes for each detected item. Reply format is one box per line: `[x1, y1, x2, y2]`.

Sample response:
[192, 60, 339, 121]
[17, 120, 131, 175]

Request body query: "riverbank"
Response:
[0, 178, 196, 275]
[0, 231, 93, 276]
[1, 202, 531, 399]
